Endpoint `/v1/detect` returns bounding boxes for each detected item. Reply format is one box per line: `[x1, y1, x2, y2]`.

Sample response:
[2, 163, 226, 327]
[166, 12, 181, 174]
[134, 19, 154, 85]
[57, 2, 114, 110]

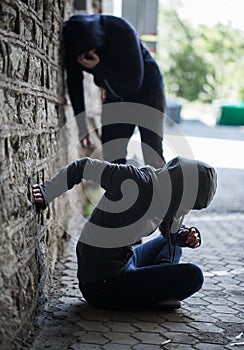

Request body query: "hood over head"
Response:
[157, 156, 217, 222]
[63, 14, 106, 55]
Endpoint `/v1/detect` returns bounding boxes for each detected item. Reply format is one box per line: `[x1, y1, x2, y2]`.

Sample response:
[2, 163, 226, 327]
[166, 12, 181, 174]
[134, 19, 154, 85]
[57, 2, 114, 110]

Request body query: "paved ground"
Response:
[24, 120, 244, 350]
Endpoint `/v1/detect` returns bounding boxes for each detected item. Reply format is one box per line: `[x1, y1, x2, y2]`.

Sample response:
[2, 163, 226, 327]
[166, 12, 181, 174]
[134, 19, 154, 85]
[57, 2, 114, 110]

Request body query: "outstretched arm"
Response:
[32, 157, 150, 215]
[32, 157, 142, 210]
[32, 158, 109, 209]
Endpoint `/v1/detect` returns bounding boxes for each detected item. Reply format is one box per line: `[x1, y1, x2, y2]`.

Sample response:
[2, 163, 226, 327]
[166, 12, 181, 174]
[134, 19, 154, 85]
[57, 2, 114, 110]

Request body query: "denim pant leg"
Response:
[82, 261, 204, 309]
[130, 234, 182, 269]
[80, 236, 203, 309]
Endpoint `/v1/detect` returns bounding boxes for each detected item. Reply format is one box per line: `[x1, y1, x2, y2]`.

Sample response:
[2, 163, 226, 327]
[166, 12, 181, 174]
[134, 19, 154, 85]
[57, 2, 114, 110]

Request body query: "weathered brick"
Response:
[28, 55, 43, 85]
[34, 22, 43, 48]
[7, 44, 28, 81]
[0, 2, 18, 33]
[1, 90, 20, 125]
[20, 11, 34, 41]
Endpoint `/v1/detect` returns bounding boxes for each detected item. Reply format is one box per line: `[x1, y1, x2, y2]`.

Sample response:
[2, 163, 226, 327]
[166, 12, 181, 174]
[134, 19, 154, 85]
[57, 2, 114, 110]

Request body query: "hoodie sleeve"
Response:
[41, 158, 108, 205]
[92, 24, 144, 97]
[41, 158, 147, 206]
[64, 51, 89, 138]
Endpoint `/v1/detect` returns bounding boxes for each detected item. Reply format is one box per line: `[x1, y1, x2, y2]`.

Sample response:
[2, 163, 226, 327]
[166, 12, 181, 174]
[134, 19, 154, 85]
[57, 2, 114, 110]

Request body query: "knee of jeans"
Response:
[188, 263, 204, 291]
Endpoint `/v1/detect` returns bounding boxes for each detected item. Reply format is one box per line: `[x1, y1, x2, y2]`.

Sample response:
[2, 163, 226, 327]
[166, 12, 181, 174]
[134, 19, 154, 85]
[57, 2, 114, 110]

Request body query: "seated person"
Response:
[32, 156, 217, 310]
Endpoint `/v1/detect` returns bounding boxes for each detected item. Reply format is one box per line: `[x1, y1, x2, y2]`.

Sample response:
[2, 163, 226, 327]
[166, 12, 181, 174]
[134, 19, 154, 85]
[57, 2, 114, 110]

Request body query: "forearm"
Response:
[41, 158, 111, 206]
[65, 54, 90, 137]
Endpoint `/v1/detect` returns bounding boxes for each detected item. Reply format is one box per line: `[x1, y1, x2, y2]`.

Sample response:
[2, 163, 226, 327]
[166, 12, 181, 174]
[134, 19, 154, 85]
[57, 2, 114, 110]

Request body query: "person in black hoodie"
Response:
[63, 14, 166, 167]
[32, 156, 217, 310]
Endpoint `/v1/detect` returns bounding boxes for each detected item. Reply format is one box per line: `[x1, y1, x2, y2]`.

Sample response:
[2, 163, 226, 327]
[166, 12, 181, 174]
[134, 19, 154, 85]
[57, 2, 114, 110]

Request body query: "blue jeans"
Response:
[80, 235, 204, 309]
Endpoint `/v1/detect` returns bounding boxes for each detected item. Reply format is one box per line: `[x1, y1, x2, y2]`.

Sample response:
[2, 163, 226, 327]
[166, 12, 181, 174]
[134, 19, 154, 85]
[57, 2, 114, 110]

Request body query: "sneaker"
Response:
[157, 299, 181, 311]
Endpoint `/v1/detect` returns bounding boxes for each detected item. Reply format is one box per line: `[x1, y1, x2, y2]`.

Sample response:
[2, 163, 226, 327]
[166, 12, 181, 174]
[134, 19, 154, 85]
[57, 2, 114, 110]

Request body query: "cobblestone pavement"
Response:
[24, 122, 244, 350]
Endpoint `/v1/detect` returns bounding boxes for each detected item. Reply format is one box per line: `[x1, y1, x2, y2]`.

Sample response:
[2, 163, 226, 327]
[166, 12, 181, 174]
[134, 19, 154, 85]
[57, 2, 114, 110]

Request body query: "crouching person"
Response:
[32, 156, 217, 310]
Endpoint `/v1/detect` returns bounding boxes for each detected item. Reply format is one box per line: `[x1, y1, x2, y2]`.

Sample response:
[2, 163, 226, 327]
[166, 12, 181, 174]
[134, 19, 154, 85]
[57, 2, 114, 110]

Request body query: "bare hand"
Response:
[77, 49, 100, 69]
[32, 184, 44, 205]
[181, 227, 201, 248]
[80, 135, 94, 149]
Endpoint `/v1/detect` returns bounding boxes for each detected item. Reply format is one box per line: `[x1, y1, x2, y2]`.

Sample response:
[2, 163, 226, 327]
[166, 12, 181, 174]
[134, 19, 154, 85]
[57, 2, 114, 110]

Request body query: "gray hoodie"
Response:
[40, 156, 217, 282]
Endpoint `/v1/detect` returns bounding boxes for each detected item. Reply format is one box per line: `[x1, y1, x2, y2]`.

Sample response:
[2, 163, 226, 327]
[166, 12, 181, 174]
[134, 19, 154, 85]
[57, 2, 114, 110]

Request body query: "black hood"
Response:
[63, 14, 106, 55]
[157, 156, 217, 221]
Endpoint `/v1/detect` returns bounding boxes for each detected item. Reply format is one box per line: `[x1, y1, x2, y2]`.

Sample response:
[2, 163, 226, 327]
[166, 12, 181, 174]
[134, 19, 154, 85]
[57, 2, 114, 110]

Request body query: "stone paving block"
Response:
[162, 344, 195, 350]
[132, 321, 167, 333]
[162, 321, 195, 332]
[160, 311, 193, 323]
[234, 274, 244, 283]
[135, 312, 167, 322]
[211, 313, 244, 323]
[51, 310, 71, 321]
[104, 321, 138, 333]
[183, 298, 209, 306]
[202, 297, 234, 306]
[81, 310, 114, 322]
[133, 331, 170, 345]
[191, 331, 230, 345]
[207, 304, 238, 314]
[232, 304, 244, 314]
[160, 331, 197, 345]
[104, 331, 138, 345]
[226, 288, 243, 298]
[102, 343, 134, 350]
[182, 304, 214, 314]
[225, 342, 244, 349]
[203, 285, 225, 292]
[225, 345, 244, 350]
[70, 343, 103, 350]
[194, 343, 229, 350]
[200, 290, 227, 299]
[189, 322, 225, 333]
[180, 311, 216, 323]
[217, 277, 240, 290]
[73, 331, 108, 345]
[133, 343, 162, 350]
[214, 321, 244, 339]
[109, 312, 139, 322]
[75, 320, 110, 332]
[33, 342, 71, 350]
[31, 329, 72, 350]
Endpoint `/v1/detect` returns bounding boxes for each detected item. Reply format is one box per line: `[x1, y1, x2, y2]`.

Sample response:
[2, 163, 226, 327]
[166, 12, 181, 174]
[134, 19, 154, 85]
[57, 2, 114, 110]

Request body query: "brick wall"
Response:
[0, 0, 103, 348]
[0, 0, 67, 348]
